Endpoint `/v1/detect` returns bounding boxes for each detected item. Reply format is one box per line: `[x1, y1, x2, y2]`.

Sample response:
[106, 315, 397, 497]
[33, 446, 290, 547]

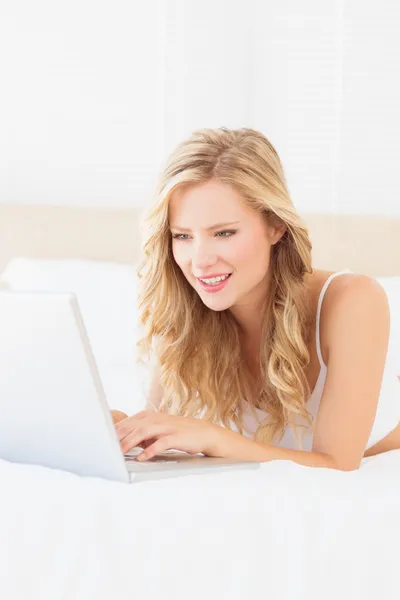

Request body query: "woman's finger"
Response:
[136, 436, 174, 461]
[137, 439, 155, 449]
[125, 438, 155, 450]
[119, 426, 165, 454]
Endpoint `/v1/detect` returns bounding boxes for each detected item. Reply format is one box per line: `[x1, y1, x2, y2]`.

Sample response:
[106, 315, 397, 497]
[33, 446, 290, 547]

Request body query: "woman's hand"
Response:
[114, 410, 238, 461]
[111, 409, 156, 451]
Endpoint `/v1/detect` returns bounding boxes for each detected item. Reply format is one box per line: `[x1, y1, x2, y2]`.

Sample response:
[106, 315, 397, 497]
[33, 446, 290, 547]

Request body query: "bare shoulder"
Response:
[320, 271, 387, 310]
[308, 269, 388, 364]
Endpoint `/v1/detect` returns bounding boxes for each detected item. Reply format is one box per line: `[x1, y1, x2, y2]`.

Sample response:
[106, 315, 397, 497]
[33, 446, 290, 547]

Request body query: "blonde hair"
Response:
[136, 127, 315, 449]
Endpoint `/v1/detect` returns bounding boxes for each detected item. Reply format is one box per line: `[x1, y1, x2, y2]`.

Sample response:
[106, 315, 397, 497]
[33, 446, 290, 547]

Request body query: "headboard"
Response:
[1, 203, 399, 277]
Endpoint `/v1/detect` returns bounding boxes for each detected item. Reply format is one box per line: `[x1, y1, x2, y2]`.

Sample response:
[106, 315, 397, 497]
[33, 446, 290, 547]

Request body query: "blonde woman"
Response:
[112, 127, 400, 471]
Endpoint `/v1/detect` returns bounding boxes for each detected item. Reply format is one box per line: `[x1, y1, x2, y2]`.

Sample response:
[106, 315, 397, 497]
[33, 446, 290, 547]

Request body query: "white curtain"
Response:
[1, 0, 399, 216]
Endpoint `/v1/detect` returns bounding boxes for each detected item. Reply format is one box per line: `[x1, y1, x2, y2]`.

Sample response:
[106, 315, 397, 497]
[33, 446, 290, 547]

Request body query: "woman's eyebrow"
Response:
[170, 221, 240, 232]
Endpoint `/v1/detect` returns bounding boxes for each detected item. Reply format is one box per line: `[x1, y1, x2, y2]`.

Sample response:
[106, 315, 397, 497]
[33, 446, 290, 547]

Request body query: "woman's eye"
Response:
[171, 230, 236, 240]
[216, 230, 236, 237]
[171, 233, 190, 240]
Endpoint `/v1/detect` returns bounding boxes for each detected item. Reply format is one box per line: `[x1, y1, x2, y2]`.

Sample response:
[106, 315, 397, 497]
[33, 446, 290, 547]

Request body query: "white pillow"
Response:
[1, 257, 139, 365]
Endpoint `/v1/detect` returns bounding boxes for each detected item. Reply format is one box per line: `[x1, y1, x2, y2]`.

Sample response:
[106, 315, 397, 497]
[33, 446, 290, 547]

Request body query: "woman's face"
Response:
[168, 180, 285, 315]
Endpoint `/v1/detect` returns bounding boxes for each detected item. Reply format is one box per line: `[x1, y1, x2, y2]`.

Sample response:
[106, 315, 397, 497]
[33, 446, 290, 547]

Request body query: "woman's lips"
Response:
[197, 273, 232, 293]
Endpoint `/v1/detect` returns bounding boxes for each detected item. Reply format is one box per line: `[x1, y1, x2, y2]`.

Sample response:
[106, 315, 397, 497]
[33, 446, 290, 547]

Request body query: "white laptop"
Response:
[0, 291, 260, 483]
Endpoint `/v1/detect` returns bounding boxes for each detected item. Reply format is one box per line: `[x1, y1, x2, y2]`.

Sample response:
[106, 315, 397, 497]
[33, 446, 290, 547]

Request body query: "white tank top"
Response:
[235, 269, 400, 451]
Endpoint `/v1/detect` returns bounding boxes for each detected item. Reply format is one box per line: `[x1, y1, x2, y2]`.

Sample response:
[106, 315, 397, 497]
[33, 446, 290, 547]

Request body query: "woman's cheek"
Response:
[172, 244, 187, 272]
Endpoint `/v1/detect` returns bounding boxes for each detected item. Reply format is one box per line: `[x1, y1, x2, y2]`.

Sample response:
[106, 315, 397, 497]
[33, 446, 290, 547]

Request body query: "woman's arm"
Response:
[226, 275, 390, 472]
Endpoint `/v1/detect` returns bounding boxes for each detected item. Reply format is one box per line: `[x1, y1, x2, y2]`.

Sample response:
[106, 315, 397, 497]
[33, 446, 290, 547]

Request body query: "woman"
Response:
[112, 127, 400, 471]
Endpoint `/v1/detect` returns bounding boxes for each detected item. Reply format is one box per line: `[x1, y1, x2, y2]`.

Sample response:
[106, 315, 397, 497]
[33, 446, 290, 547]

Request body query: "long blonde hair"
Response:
[136, 127, 315, 449]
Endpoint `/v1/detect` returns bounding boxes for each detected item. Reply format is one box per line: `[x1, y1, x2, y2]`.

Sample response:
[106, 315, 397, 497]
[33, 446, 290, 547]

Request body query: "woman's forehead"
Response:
[168, 181, 256, 225]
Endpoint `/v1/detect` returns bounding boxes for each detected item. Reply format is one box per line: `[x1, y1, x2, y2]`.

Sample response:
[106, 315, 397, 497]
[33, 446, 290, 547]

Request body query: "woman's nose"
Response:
[191, 242, 217, 270]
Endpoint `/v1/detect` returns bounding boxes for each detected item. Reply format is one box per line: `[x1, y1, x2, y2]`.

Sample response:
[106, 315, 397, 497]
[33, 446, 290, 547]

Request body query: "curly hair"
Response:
[136, 127, 315, 449]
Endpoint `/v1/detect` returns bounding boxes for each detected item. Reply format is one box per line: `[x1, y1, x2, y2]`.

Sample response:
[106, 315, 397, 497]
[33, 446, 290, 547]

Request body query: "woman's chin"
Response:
[201, 296, 234, 312]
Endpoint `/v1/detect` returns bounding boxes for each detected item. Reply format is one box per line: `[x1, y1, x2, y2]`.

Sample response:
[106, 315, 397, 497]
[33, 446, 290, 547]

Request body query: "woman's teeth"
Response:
[199, 274, 230, 285]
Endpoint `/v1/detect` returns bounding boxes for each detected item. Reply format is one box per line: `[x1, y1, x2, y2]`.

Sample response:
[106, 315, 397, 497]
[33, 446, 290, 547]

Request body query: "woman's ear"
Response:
[265, 211, 287, 246]
[270, 223, 287, 246]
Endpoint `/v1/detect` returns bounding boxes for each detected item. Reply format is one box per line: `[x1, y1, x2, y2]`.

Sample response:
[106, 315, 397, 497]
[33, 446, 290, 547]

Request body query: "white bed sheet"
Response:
[1, 450, 399, 600]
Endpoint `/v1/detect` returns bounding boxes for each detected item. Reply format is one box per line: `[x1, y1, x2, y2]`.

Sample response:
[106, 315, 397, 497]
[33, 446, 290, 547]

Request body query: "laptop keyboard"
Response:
[124, 448, 181, 464]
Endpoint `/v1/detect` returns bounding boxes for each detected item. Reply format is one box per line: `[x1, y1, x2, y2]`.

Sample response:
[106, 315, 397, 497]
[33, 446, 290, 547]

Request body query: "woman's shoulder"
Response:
[309, 269, 378, 305]
[306, 268, 370, 310]
[308, 269, 383, 361]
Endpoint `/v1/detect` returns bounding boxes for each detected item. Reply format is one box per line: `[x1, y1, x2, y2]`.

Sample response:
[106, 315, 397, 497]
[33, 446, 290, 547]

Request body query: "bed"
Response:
[0, 203, 399, 600]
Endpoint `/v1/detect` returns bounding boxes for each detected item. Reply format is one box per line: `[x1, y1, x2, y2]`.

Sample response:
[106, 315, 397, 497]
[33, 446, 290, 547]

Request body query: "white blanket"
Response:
[1, 450, 399, 600]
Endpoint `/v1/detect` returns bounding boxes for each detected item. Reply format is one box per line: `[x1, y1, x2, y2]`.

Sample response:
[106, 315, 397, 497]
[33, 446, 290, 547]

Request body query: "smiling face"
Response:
[168, 180, 285, 326]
